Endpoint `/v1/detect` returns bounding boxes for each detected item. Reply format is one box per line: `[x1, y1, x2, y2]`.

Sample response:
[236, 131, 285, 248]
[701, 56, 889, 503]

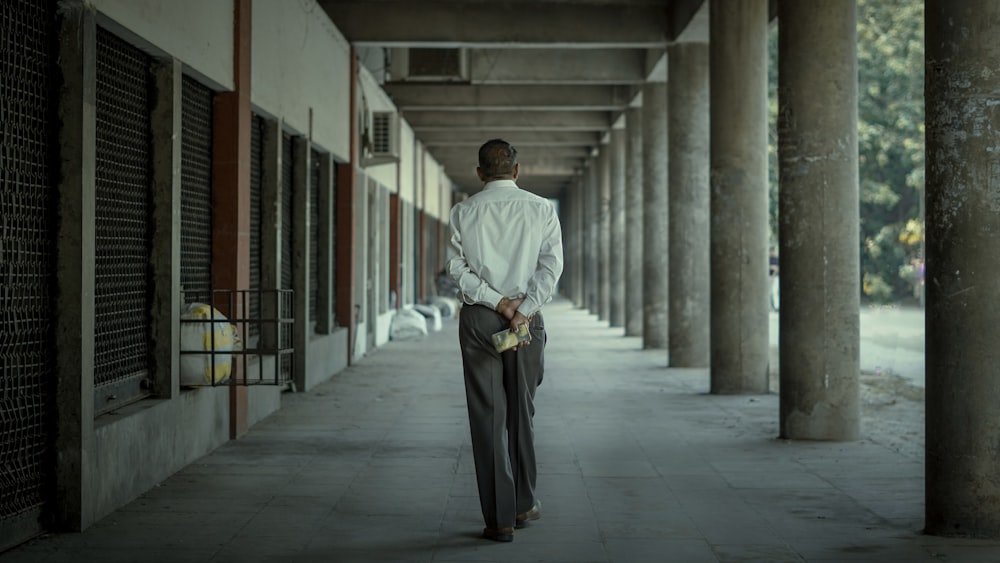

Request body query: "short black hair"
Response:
[478, 139, 518, 179]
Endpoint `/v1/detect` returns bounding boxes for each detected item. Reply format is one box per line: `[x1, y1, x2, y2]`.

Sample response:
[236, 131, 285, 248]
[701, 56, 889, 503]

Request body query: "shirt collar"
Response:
[482, 179, 519, 191]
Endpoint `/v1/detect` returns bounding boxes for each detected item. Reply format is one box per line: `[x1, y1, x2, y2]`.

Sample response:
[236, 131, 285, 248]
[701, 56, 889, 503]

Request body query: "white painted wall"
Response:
[424, 154, 443, 220]
[358, 64, 399, 189]
[251, 0, 351, 160]
[94, 0, 233, 90]
[399, 123, 417, 205]
[364, 163, 397, 191]
[440, 176, 453, 226]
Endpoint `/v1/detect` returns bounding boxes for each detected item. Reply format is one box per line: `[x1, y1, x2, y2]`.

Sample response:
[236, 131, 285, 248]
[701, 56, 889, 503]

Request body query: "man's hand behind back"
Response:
[499, 297, 531, 349]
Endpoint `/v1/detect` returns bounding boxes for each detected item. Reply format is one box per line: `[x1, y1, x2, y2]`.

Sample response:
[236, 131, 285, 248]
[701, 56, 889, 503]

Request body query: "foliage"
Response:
[767, 0, 925, 304]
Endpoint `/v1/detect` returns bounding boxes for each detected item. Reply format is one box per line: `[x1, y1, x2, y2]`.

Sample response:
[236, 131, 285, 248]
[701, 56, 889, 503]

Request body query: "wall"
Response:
[251, 0, 351, 159]
[304, 331, 350, 389]
[399, 123, 417, 204]
[93, 0, 233, 89]
[358, 63, 400, 189]
[87, 388, 229, 525]
[423, 152, 444, 220]
[77, 0, 347, 528]
[54, 0, 459, 532]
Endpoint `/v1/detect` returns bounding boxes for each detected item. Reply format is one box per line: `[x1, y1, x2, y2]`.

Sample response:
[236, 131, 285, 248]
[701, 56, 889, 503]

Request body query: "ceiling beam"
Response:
[319, 1, 669, 48]
[459, 180, 570, 200]
[406, 110, 613, 130]
[430, 145, 592, 161]
[465, 49, 647, 84]
[415, 130, 602, 147]
[386, 84, 637, 111]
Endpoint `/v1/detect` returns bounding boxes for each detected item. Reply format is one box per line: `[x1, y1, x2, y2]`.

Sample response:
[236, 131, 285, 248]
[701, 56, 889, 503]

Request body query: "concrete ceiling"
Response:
[319, 0, 709, 200]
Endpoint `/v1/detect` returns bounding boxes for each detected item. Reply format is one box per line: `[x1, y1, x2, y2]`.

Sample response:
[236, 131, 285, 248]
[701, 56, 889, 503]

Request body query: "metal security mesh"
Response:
[330, 164, 337, 326]
[180, 75, 213, 300]
[280, 135, 294, 380]
[281, 134, 294, 292]
[0, 0, 56, 531]
[94, 27, 153, 410]
[249, 114, 263, 341]
[309, 150, 320, 324]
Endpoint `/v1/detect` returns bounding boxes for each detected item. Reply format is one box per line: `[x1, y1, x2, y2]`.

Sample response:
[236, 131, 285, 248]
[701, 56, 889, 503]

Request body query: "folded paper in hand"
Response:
[492, 323, 531, 353]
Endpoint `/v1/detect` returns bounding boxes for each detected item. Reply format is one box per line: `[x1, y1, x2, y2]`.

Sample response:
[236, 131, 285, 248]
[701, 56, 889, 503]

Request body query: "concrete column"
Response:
[559, 192, 571, 300]
[777, 1, 860, 441]
[598, 145, 611, 321]
[565, 182, 582, 307]
[609, 127, 626, 328]
[586, 161, 600, 313]
[925, 0, 1000, 537]
[709, 0, 769, 392]
[572, 180, 585, 307]
[668, 42, 710, 367]
[150, 58, 182, 399]
[54, 0, 96, 531]
[624, 106, 644, 337]
[642, 81, 668, 350]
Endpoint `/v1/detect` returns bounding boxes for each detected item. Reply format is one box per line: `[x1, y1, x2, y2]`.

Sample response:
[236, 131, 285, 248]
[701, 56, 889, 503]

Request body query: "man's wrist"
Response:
[495, 297, 510, 314]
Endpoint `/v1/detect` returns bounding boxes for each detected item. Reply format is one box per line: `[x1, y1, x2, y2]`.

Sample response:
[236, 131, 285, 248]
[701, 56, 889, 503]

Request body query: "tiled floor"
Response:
[5, 299, 1000, 562]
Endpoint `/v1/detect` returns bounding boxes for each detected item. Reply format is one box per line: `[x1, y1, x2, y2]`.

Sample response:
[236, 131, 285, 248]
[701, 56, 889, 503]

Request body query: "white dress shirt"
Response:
[447, 179, 564, 317]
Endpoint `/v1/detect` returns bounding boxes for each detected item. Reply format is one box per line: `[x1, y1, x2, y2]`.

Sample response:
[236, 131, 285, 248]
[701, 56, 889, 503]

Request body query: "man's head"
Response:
[477, 139, 519, 182]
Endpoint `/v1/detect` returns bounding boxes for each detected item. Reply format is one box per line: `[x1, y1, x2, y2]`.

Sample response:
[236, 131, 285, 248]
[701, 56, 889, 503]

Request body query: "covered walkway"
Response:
[6, 301, 999, 562]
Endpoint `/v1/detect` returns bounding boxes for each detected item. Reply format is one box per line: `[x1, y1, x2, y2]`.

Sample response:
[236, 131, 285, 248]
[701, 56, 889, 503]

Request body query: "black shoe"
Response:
[515, 500, 541, 528]
[482, 527, 514, 542]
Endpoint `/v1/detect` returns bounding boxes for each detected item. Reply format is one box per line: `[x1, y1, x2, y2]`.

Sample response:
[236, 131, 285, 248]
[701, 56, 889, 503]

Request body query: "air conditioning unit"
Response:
[360, 110, 399, 166]
[388, 48, 468, 82]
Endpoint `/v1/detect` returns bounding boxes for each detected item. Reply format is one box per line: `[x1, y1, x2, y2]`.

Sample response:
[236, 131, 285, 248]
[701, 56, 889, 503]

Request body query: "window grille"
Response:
[281, 134, 294, 292]
[280, 134, 294, 379]
[93, 26, 153, 414]
[180, 75, 213, 301]
[309, 150, 321, 325]
[0, 0, 57, 543]
[371, 112, 394, 155]
[249, 114, 263, 342]
[330, 164, 338, 326]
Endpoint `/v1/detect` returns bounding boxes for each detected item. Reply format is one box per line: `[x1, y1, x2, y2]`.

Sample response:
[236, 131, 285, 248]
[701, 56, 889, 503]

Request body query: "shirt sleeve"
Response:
[446, 206, 505, 309]
[519, 205, 564, 317]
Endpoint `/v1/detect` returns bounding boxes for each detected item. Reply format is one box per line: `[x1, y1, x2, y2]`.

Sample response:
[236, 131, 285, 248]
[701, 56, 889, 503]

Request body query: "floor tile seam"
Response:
[815, 481, 925, 538]
[435, 413, 497, 546]
[699, 479, 878, 562]
[705, 439, 904, 532]
[214, 487, 340, 556]
[852, 432, 924, 465]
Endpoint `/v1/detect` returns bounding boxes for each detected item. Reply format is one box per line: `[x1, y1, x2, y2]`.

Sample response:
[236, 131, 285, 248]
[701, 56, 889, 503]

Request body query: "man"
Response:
[447, 139, 564, 542]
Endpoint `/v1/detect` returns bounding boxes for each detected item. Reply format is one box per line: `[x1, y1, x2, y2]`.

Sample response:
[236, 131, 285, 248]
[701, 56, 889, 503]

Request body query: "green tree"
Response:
[768, 1, 925, 304]
[856, 0, 925, 303]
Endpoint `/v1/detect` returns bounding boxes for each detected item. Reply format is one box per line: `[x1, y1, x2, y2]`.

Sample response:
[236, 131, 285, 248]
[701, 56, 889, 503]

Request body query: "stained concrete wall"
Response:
[93, 0, 233, 90]
[53, 0, 457, 531]
[87, 390, 228, 525]
[251, 0, 351, 160]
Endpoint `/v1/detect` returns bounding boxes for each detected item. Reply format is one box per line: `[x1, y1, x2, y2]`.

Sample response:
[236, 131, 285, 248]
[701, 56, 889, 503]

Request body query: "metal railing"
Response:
[179, 289, 294, 387]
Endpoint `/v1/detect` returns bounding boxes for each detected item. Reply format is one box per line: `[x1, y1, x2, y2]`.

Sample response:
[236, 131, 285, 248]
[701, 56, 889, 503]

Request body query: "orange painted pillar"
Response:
[212, 0, 252, 439]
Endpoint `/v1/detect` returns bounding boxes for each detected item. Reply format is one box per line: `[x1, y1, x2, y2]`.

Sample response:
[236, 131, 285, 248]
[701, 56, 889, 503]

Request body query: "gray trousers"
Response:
[458, 304, 545, 529]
